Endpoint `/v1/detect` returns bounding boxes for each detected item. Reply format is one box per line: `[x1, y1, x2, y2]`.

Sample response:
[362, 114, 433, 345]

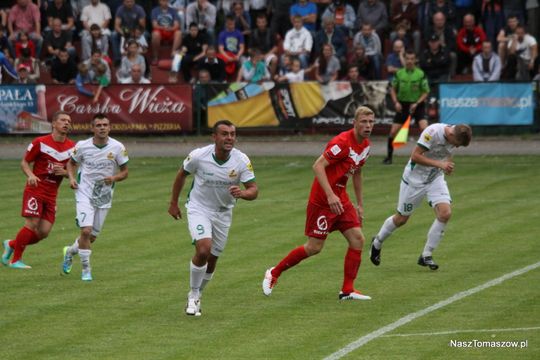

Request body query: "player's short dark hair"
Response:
[455, 124, 472, 147]
[52, 110, 70, 122]
[213, 120, 235, 133]
[92, 113, 109, 125]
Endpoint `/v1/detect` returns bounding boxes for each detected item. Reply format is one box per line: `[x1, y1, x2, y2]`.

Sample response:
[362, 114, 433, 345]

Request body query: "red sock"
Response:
[272, 245, 309, 277]
[9, 227, 39, 263]
[342, 248, 362, 294]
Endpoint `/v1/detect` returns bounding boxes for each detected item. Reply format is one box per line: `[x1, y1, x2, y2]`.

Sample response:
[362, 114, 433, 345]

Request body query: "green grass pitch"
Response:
[1, 155, 539, 359]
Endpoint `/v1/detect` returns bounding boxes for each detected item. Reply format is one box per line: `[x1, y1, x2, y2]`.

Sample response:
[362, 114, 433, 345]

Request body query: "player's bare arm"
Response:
[104, 164, 128, 185]
[20, 159, 39, 187]
[169, 168, 189, 220]
[411, 146, 455, 174]
[229, 181, 258, 200]
[312, 155, 343, 215]
[352, 169, 364, 219]
[67, 158, 79, 189]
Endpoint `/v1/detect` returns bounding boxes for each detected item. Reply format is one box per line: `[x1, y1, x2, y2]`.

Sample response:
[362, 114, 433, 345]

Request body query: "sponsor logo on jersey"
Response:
[228, 169, 237, 178]
[246, 162, 253, 172]
[330, 144, 341, 156]
[424, 133, 432, 142]
[25, 197, 39, 216]
[122, 148, 128, 157]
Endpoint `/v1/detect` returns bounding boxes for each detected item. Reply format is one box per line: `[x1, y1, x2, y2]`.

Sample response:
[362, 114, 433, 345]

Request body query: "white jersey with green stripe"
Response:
[71, 137, 129, 208]
[183, 145, 255, 212]
[402, 123, 455, 186]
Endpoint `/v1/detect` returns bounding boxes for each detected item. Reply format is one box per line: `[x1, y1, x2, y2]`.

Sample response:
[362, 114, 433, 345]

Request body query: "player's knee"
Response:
[80, 227, 93, 238]
[437, 208, 452, 223]
[394, 214, 409, 226]
[304, 242, 323, 256]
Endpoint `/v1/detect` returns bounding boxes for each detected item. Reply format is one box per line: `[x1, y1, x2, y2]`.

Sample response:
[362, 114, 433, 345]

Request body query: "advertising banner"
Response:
[439, 83, 534, 125]
[206, 81, 395, 129]
[0, 85, 50, 134]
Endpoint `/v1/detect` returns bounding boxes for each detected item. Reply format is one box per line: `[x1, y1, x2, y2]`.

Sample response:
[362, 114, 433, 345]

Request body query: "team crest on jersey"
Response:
[229, 169, 237, 178]
[424, 133, 432, 142]
[330, 144, 341, 156]
[107, 152, 114, 160]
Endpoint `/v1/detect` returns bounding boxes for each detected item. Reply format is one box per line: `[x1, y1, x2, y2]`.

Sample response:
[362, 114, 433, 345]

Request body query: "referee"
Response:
[384, 50, 430, 164]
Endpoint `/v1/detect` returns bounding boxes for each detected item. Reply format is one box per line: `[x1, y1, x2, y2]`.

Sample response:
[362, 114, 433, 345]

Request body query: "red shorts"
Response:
[154, 29, 174, 42]
[21, 191, 57, 223]
[305, 201, 361, 240]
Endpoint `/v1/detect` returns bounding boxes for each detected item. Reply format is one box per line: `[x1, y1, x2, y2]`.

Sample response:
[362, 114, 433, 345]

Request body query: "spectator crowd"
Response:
[0, 0, 539, 91]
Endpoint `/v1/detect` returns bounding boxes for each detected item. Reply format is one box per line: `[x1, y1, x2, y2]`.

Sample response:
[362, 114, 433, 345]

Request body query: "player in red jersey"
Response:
[2, 111, 75, 269]
[262, 106, 375, 300]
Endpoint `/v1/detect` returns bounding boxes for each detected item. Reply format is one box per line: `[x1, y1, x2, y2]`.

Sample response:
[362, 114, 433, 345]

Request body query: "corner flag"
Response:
[392, 115, 411, 149]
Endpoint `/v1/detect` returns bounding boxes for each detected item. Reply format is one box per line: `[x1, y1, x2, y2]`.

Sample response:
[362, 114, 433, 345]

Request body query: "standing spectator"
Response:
[186, 0, 217, 44]
[112, 0, 146, 65]
[217, 14, 245, 78]
[314, 43, 340, 83]
[51, 47, 77, 83]
[283, 15, 313, 69]
[289, 0, 317, 33]
[505, 25, 538, 80]
[390, 0, 420, 55]
[230, 1, 251, 41]
[353, 23, 382, 79]
[249, 14, 278, 77]
[14, 47, 40, 82]
[428, 11, 456, 77]
[480, 0, 504, 48]
[314, 16, 347, 66]
[472, 40, 501, 81]
[119, 63, 150, 83]
[420, 34, 451, 83]
[248, 0, 267, 29]
[197, 45, 226, 82]
[322, 0, 356, 36]
[237, 47, 270, 82]
[151, 0, 182, 64]
[456, 13, 486, 74]
[386, 39, 405, 81]
[116, 39, 145, 82]
[384, 50, 430, 165]
[356, 0, 388, 36]
[496, 15, 519, 66]
[7, 0, 43, 58]
[14, 31, 36, 58]
[46, 0, 75, 33]
[348, 44, 374, 80]
[81, 23, 109, 61]
[44, 17, 76, 62]
[269, 0, 295, 39]
[172, 22, 208, 83]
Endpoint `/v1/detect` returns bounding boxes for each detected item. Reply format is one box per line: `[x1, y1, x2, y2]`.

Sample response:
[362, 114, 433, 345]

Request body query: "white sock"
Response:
[79, 249, 92, 271]
[422, 219, 447, 257]
[374, 216, 398, 249]
[200, 272, 214, 292]
[68, 237, 80, 256]
[189, 261, 207, 298]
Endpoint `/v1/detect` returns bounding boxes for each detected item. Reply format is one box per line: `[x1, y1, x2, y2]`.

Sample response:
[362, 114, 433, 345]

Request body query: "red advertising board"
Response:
[45, 84, 193, 133]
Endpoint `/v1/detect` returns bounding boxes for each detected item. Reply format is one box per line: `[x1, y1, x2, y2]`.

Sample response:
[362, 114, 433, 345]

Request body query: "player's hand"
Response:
[229, 185, 243, 199]
[440, 160, 455, 175]
[52, 163, 67, 176]
[327, 194, 344, 215]
[103, 176, 114, 185]
[27, 174, 40, 187]
[69, 178, 78, 189]
[356, 205, 364, 221]
[394, 101, 402, 113]
[168, 203, 182, 220]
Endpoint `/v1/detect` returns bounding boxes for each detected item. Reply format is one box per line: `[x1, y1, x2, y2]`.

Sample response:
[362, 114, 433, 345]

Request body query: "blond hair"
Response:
[354, 106, 375, 120]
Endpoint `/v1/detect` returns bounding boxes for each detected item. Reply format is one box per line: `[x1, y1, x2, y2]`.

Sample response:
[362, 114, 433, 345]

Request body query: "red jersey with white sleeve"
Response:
[308, 129, 370, 208]
[24, 134, 75, 201]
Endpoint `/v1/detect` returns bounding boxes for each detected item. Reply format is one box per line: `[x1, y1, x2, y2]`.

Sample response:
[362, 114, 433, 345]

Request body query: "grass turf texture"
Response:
[0, 155, 539, 360]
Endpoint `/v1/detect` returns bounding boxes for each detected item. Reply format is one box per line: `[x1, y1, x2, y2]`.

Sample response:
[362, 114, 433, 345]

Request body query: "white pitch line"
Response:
[382, 326, 540, 338]
[323, 261, 540, 360]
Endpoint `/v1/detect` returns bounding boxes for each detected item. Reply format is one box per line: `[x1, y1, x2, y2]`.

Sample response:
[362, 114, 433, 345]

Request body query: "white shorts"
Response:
[76, 200, 110, 237]
[186, 205, 233, 257]
[397, 176, 451, 216]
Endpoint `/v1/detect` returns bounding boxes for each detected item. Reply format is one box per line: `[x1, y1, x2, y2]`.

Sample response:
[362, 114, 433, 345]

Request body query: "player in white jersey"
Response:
[168, 120, 258, 316]
[370, 123, 472, 270]
[61, 114, 129, 281]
